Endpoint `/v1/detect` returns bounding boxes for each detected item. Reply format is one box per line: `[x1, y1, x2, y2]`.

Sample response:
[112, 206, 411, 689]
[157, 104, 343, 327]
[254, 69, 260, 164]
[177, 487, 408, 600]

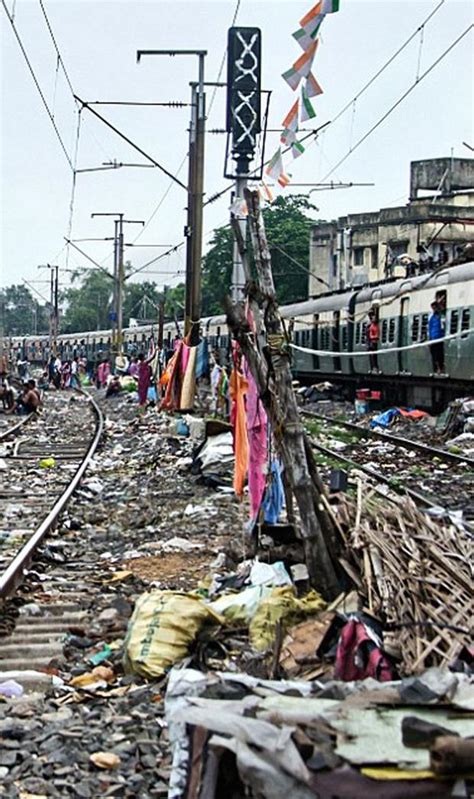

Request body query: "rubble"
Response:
[0, 389, 472, 797]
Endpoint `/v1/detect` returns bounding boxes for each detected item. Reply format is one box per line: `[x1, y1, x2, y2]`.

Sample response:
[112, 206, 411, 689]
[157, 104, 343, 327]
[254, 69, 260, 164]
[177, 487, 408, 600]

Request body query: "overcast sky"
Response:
[1, 0, 473, 298]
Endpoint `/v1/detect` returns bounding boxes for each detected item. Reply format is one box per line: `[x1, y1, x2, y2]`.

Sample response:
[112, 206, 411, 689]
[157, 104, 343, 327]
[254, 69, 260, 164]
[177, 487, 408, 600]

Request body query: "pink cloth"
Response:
[244, 361, 267, 519]
[138, 360, 151, 405]
[180, 343, 191, 376]
[97, 362, 110, 387]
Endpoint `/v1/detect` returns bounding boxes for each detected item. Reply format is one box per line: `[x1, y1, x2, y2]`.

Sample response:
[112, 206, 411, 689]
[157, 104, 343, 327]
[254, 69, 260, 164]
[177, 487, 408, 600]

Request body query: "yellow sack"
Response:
[249, 586, 326, 652]
[123, 591, 222, 678]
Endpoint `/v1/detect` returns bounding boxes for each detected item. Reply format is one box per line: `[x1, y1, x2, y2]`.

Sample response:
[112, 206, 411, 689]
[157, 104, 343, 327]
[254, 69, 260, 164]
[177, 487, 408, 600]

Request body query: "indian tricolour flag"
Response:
[291, 140, 305, 159]
[300, 85, 316, 122]
[300, 0, 339, 35]
[292, 17, 324, 52]
[265, 147, 290, 187]
[305, 72, 324, 98]
[282, 41, 318, 91]
[282, 99, 299, 133]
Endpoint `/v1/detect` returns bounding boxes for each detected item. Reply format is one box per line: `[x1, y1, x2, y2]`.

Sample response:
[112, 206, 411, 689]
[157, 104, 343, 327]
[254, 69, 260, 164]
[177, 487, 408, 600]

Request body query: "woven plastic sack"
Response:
[123, 591, 222, 678]
[249, 586, 326, 652]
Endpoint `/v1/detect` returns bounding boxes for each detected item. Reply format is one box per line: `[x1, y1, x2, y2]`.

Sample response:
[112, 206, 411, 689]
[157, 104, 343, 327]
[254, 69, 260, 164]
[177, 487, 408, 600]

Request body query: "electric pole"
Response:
[137, 49, 206, 347]
[92, 213, 144, 367]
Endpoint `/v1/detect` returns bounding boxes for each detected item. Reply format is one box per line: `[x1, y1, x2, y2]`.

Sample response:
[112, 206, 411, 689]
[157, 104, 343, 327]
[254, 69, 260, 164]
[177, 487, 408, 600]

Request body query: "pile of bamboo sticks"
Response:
[338, 484, 473, 674]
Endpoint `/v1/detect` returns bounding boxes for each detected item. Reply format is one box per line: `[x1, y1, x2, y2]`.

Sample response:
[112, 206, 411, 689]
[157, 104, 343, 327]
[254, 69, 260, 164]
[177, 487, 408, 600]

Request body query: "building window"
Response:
[353, 247, 364, 266]
[370, 246, 378, 270]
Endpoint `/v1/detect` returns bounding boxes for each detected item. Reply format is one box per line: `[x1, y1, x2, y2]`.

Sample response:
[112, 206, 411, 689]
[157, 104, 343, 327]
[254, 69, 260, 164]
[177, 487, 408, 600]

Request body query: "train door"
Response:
[312, 314, 320, 370]
[398, 296, 410, 373]
[333, 311, 341, 372]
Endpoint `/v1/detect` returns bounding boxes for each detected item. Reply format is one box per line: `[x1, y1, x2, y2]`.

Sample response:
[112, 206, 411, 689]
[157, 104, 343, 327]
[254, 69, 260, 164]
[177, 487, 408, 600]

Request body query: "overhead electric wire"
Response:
[38, 0, 76, 100]
[329, 0, 446, 129]
[203, 0, 447, 209]
[319, 24, 473, 183]
[1, 0, 74, 170]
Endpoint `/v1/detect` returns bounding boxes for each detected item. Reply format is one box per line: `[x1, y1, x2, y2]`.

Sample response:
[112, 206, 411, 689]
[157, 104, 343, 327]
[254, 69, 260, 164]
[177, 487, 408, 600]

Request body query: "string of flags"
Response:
[265, 0, 340, 187]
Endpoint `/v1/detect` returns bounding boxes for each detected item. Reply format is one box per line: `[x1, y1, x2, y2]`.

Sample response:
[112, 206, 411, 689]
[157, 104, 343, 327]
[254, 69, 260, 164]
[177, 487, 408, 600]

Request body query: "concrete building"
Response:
[309, 158, 474, 298]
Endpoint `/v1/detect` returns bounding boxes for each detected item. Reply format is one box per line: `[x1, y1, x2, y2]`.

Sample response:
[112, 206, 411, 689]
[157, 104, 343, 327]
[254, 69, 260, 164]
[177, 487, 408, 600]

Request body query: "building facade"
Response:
[309, 158, 474, 298]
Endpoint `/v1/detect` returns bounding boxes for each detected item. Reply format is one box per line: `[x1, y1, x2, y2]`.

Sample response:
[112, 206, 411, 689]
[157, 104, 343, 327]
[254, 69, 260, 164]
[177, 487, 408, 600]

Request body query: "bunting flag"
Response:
[300, 85, 316, 121]
[281, 128, 297, 146]
[265, 147, 285, 180]
[282, 40, 318, 91]
[305, 72, 324, 98]
[292, 18, 324, 52]
[291, 140, 305, 159]
[266, 148, 291, 187]
[281, 99, 299, 133]
[259, 180, 274, 203]
[300, 2, 325, 36]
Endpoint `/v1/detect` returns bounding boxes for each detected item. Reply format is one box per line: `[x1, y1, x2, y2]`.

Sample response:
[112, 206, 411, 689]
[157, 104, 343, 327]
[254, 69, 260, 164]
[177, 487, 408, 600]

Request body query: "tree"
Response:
[1, 285, 49, 335]
[200, 194, 322, 316]
[61, 269, 113, 333]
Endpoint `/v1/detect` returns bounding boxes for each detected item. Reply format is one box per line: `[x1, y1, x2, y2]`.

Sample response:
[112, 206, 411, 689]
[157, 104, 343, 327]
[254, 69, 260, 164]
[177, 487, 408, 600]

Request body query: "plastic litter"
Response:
[39, 456, 56, 468]
[0, 679, 24, 698]
[124, 591, 222, 678]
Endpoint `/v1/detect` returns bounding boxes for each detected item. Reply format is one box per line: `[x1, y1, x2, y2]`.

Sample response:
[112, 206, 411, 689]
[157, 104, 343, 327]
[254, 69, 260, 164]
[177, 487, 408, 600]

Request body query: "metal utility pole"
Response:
[92, 213, 144, 365]
[38, 264, 59, 354]
[137, 49, 206, 346]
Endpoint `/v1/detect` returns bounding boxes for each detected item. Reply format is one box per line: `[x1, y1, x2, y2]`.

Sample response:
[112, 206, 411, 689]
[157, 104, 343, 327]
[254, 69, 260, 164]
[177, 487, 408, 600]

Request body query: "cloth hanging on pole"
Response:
[230, 367, 249, 498]
[244, 361, 268, 519]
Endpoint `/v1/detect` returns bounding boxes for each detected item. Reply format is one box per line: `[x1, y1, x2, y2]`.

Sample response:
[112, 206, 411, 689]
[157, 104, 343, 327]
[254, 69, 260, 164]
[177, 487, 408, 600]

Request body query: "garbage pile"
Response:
[164, 666, 474, 799]
[445, 397, 474, 456]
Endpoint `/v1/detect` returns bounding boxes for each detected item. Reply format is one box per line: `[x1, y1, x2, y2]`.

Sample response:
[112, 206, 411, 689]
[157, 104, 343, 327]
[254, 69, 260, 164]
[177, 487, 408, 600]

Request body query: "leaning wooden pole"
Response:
[226, 189, 340, 599]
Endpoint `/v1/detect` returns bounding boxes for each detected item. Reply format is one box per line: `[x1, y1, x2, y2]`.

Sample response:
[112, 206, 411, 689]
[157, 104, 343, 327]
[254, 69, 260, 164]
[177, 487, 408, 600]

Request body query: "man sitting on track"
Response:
[17, 379, 41, 414]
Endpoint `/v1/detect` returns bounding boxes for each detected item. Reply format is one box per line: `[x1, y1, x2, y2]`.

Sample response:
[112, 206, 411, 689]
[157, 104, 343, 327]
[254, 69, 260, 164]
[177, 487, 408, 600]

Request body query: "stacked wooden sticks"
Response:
[338, 486, 473, 674]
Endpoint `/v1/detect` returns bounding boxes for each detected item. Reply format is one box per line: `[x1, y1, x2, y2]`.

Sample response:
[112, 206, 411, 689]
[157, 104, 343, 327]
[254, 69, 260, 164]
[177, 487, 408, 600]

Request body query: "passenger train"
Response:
[7, 261, 474, 408]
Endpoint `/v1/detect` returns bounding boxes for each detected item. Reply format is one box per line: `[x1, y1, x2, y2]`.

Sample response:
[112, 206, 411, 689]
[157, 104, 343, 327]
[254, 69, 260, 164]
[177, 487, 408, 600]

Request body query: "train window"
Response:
[342, 326, 348, 349]
[381, 320, 388, 343]
[355, 323, 361, 345]
[461, 308, 470, 332]
[388, 319, 396, 343]
[361, 323, 367, 345]
[411, 315, 420, 342]
[450, 310, 459, 335]
[420, 313, 428, 339]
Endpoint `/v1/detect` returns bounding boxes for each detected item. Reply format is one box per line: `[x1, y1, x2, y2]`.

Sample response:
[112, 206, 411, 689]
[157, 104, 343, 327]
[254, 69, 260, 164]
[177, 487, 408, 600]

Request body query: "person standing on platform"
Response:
[137, 351, 153, 409]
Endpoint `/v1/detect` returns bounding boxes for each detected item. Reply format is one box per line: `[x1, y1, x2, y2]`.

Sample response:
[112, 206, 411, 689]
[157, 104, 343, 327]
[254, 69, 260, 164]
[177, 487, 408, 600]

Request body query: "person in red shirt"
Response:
[367, 310, 380, 372]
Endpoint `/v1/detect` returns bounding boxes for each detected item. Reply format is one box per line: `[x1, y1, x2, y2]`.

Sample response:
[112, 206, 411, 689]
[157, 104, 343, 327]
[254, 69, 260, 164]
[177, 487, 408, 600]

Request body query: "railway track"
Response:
[0, 390, 103, 672]
[302, 409, 474, 521]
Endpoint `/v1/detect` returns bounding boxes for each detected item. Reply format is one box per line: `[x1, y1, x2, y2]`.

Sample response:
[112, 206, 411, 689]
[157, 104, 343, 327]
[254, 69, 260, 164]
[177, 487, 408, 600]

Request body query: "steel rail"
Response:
[0, 413, 34, 442]
[301, 409, 474, 468]
[0, 391, 104, 599]
[310, 439, 438, 508]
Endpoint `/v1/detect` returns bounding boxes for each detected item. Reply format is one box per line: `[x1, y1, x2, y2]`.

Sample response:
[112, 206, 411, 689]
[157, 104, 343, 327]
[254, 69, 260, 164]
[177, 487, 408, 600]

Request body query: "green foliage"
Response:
[61, 269, 113, 333]
[1, 284, 49, 335]
[200, 194, 322, 315]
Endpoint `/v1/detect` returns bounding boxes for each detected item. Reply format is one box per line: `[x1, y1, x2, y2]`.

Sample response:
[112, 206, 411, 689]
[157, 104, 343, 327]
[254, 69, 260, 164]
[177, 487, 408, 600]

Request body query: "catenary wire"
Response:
[319, 24, 473, 183]
[1, 0, 74, 170]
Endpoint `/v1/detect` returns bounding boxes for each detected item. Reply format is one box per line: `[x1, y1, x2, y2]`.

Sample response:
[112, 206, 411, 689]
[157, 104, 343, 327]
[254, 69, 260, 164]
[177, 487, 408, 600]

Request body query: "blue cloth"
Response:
[428, 312, 444, 340]
[370, 408, 400, 429]
[262, 461, 284, 524]
[195, 339, 210, 380]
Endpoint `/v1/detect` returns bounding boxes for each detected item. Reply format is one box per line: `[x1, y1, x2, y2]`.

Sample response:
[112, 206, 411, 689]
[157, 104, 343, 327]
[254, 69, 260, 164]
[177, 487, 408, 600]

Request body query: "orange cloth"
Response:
[230, 368, 249, 497]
